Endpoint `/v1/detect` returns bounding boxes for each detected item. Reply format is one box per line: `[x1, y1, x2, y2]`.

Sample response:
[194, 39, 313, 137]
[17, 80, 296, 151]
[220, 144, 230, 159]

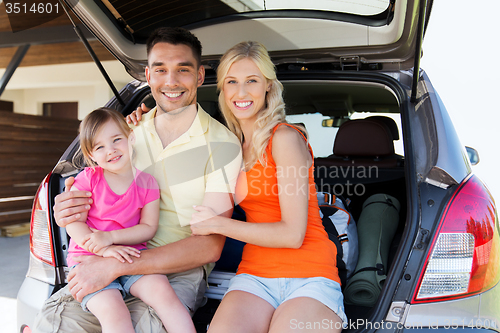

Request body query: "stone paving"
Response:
[0, 234, 30, 333]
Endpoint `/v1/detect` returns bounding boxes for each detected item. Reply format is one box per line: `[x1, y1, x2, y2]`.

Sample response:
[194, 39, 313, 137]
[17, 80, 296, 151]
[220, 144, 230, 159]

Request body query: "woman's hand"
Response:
[101, 245, 141, 263]
[190, 205, 219, 236]
[82, 230, 113, 254]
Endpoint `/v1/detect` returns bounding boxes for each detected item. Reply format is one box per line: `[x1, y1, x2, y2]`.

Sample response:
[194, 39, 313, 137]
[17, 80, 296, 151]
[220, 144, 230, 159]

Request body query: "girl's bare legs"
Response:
[130, 274, 196, 333]
[86, 289, 135, 333]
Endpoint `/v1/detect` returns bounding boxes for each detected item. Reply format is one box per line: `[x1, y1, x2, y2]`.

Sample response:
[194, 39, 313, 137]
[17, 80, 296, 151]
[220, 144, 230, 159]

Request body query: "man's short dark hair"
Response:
[146, 27, 202, 67]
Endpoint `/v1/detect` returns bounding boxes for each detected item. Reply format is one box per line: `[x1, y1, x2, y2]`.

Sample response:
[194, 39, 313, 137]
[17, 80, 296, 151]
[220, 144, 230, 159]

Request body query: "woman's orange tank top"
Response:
[235, 123, 340, 283]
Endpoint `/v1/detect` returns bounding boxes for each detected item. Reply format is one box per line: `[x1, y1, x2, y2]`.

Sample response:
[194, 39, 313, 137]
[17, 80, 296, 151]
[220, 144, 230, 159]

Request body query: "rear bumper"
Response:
[17, 277, 54, 332]
[403, 282, 500, 333]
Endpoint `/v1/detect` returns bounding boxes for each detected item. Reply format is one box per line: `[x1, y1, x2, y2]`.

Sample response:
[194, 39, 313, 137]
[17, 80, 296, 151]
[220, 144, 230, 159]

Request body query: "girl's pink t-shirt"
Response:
[66, 166, 160, 266]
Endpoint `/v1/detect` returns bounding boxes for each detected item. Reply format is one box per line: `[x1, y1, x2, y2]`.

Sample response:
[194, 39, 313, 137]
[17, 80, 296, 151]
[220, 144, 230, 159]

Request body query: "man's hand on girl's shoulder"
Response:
[126, 103, 152, 126]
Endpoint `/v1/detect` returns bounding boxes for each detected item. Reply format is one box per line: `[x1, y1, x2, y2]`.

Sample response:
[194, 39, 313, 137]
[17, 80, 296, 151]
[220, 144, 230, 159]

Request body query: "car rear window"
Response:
[287, 112, 403, 158]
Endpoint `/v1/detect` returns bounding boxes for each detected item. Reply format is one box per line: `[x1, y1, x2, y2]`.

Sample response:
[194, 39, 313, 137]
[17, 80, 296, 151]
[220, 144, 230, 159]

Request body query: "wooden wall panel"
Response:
[0, 139, 70, 154]
[0, 199, 34, 212]
[0, 110, 80, 129]
[0, 111, 79, 227]
[0, 2, 79, 33]
[0, 40, 116, 68]
[0, 2, 115, 68]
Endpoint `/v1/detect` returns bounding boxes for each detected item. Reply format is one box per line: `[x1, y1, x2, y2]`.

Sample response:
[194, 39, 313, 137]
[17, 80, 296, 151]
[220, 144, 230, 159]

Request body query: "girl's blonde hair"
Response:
[217, 41, 287, 168]
[74, 107, 131, 168]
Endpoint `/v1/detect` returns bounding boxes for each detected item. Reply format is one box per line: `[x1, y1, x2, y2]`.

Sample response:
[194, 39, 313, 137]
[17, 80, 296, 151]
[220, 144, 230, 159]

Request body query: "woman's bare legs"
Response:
[208, 290, 275, 333]
[269, 297, 343, 333]
[208, 291, 343, 333]
[130, 274, 196, 333]
[86, 289, 135, 333]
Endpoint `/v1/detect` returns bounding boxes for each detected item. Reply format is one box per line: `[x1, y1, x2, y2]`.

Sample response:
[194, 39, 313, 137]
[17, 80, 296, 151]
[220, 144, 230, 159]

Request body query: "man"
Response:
[34, 27, 241, 332]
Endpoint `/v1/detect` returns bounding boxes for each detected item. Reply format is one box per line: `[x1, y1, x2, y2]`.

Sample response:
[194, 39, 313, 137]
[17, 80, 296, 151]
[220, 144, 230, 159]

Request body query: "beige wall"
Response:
[0, 60, 132, 119]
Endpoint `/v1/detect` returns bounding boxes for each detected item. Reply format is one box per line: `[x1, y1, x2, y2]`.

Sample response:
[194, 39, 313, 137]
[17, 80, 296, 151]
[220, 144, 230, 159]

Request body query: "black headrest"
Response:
[366, 116, 399, 140]
[333, 119, 394, 157]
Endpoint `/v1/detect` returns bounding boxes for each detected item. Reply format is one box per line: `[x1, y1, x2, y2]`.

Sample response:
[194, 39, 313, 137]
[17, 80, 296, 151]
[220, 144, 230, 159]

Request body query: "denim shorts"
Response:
[226, 273, 347, 326]
[81, 274, 143, 312]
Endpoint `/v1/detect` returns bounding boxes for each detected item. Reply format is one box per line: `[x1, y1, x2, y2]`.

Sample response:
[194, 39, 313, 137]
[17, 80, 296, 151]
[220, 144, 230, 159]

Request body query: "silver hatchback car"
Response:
[17, 0, 499, 332]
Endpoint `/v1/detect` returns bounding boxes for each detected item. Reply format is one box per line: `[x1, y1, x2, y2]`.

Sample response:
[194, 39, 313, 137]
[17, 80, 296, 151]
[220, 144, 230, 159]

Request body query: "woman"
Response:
[189, 41, 346, 333]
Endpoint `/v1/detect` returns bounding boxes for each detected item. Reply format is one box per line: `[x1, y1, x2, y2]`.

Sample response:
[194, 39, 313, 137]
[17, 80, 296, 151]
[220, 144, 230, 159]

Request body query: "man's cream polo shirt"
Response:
[130, 104, 242, 251]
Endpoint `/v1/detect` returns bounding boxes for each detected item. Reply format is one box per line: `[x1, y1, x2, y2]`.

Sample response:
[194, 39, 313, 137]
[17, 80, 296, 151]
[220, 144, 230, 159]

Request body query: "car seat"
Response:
[317, 118, 401, 168]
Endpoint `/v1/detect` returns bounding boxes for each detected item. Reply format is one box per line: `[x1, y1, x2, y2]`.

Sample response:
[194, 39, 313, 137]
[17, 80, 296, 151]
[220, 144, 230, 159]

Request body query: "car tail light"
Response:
[412, 175, 499, 303]
[22, 325, 32, 333]
[30, 174, 56, 266]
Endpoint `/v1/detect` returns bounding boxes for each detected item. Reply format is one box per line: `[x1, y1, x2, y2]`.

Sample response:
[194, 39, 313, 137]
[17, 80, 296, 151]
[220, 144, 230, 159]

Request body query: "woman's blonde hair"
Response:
[217, 41, 287, 168]
[74, 107, 131, 168]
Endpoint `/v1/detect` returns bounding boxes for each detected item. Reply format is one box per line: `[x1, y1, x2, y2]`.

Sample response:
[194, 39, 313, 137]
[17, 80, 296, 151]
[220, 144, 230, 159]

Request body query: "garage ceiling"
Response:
[0, 2, 116, 69]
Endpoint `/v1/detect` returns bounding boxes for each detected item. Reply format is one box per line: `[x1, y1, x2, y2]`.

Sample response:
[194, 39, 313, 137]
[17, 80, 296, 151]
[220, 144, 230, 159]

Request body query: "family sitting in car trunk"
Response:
[33, 27, 346, 333]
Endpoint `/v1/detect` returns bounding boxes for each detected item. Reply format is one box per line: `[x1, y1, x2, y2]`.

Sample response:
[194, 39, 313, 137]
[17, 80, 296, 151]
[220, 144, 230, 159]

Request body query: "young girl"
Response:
[189, 42, 347, 332]
[66, 107, 195, 333]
